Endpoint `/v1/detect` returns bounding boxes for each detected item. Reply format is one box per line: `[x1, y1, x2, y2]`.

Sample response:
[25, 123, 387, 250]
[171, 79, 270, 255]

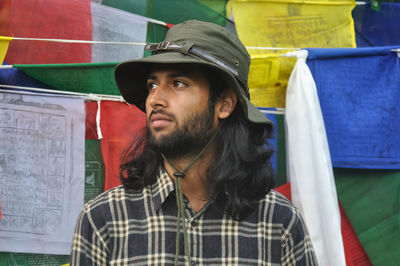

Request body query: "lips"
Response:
[149, 113, 174, 128]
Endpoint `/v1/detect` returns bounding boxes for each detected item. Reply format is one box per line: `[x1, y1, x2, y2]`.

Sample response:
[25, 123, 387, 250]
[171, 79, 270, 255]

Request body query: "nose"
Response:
[147, 84, 168, 109]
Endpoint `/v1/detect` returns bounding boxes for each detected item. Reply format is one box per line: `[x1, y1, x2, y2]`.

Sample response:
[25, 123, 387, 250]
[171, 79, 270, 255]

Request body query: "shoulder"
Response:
[262, 191, 317, 264]
[259, 190, 307, 232]
[80, 185, 144, 224]
[261, 190, 300, 216]
[84, 185, 139, 209]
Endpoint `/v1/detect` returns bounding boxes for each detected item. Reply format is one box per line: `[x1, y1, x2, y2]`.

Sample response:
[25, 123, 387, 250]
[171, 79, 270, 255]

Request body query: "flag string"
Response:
[0, 84, 124, 102]
[5, 36, 303, 52]
[7, 37, 399, 54]
[11, 37, 147, 46]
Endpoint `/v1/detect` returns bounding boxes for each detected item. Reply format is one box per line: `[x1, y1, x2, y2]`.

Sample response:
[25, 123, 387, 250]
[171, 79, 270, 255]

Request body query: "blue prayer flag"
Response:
[353, 3, 400, 47]
[307, 47, 400, 169]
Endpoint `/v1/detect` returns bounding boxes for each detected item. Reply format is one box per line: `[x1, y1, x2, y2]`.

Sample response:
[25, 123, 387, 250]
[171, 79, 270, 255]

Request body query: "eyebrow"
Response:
[146, 72, 194, 80]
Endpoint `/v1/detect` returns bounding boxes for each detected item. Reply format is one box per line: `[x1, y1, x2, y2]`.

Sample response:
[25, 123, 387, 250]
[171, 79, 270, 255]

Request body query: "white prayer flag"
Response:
[0, 91, 85, 255]
[285, 50, 346, 266]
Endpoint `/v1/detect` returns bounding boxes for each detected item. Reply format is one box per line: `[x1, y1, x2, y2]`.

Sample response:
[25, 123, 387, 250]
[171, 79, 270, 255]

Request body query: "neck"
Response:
[163, 146, 215, 212]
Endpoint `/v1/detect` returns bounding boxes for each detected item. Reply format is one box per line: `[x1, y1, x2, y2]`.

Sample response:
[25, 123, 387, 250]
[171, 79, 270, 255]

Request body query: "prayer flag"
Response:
[353, 2, 400, 47]
[91, 2, 148, 63]
[0, 253, 69, 266]
[2, 0, 92, 64]
[335, 168, 400, 265]
[0, 90, 85, 255]
[274, 183, 372, 266]
[0, 36, 11, 64]
[285, 51, 345, 265]
[101, 0, 227, 26]
[98, 101, 146, 191]
[0, 0, 151, 64]
[248, 55, 296, 108]
[84, 140, 106, 202]
[228, 0, 356, 108]
[229, 0, 356, 49]
[306, 47, 400, 169]
[14, 63, 120, 96]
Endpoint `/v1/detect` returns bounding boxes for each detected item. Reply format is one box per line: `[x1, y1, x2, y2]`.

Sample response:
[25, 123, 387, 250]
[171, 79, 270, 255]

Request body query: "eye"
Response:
[147, 81, 158, 91]
[173, 80, 187, 88]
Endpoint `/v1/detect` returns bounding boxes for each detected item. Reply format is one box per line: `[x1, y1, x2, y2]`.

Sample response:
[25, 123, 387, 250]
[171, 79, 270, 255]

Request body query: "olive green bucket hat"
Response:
[115, 20, 272, 127]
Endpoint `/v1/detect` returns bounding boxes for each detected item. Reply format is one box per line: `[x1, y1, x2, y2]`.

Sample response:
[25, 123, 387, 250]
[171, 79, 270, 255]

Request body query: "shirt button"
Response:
[191, 220, 197, 227]
[191, 260, 197, 266]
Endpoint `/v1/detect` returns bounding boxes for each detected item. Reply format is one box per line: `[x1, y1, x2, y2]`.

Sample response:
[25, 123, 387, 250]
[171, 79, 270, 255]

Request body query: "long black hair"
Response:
[120, 71, 275, 220]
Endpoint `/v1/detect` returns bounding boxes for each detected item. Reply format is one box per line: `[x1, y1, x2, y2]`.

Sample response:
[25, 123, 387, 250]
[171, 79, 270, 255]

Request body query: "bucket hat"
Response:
[115, 20, 272, 127]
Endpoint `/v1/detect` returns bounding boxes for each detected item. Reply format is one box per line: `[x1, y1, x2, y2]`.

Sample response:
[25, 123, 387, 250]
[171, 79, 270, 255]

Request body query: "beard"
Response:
[147, 105, 215, 159]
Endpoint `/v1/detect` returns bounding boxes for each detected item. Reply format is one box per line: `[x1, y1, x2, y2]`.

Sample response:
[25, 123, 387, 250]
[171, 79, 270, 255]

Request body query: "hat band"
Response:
[145, 41, 250, 98]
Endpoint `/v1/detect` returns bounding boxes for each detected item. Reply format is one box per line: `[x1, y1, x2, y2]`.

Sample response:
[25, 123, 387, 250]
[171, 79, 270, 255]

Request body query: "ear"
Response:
[216, 89, 237, 120]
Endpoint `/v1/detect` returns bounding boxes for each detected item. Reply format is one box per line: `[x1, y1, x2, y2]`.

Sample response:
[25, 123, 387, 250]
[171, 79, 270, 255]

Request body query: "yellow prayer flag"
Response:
[249, 55, 297, 108]
[229, 0, 356, 49]
[0, 36, 12, 64]
[228, 0, 356, 107]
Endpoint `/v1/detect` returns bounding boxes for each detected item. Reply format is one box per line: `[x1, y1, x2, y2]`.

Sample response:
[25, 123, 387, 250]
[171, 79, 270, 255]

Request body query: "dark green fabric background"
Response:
[101, 0, 227, 26]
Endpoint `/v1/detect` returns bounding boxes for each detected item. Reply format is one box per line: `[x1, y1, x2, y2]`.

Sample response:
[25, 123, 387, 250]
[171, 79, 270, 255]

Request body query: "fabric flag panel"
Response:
[274, 183, 372, 266]
[91, 2, 148, 63]
[97, 101, 146, 191]
[353, 2, 400, 47]
[285, 50, 345, 265]
[0, 0, 92, 64]
[101, 0, 227, 26]
[0, 90, 85, 255]
[273, 115, 287, 187]
[0, 140, 104, 264]
[0, 36, 11, 64]
[0, 65, 56, 91]
[248, 55, 297, 108]
[335, 168, 400, 265]
[228, 0, 356, 108]
[0, 253, 69, 266]
[15, 63, 120, 95]
[306, 47, 400, 169]
[84, 140, 106, 203]
[229, 0, 356, 49]
[257, 109, 278, 176]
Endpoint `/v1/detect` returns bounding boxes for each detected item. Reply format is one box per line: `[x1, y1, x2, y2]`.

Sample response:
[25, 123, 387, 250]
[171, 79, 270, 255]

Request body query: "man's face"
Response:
[145, 64, 217, 158]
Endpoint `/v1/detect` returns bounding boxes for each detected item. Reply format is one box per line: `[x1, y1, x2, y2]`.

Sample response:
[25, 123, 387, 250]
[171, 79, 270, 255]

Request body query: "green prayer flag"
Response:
[0, 251, 69, 265]
[275, 114, 287, 187]
[145, 23, 168, 57]
[198, 0, 227, 16]
[101, 0, 227, 26]
[370, 0, 382, 11]
[85, 140, 106, 202]
[335, 168, 400, 266]
[15, 63, 120, 95]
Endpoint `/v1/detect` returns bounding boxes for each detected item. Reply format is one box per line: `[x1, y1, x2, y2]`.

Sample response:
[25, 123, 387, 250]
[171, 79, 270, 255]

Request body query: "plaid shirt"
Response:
[71, 168, 317, 265]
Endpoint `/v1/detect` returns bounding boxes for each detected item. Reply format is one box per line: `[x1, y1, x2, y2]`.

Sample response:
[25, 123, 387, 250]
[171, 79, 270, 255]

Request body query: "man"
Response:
[71, 20, 317, 265]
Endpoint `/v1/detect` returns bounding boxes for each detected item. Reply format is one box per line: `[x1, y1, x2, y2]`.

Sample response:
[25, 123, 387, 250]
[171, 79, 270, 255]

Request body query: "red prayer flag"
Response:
[275, 183, 372, 266]
[2, 0, 92, 64]
[85, 101, 99, 140]
[99, 101, 146, 191]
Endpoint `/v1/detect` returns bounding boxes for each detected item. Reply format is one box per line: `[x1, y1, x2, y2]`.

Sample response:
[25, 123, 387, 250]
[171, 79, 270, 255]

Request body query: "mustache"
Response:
[148, 109, 176, 121]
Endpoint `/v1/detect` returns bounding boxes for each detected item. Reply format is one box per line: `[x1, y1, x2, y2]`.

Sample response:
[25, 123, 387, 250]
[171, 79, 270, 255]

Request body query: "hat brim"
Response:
[115, 52, 273, 127]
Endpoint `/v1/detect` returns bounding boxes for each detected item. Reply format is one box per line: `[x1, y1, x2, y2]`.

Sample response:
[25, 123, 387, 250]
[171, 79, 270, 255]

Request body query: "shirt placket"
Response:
[182, 198, 209, 266]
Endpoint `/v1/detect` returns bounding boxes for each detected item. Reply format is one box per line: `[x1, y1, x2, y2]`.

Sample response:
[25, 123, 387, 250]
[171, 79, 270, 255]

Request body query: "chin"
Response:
[151, 131, 171, 142]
